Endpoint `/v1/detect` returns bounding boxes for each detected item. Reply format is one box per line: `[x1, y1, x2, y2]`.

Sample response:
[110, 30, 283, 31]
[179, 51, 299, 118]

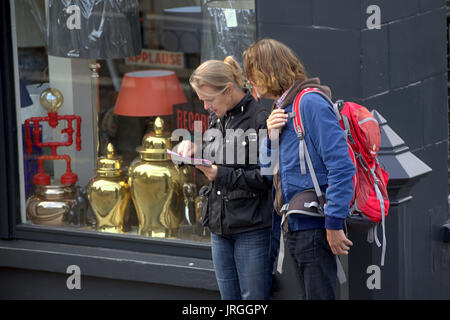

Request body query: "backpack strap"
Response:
[292, 88, 340, 174]
[372, 167, 387, 267]
[356, 153, 387, 267]
[277, 89, 326, 275]
[292, 88, 328, 208]
[341, 114, 356, 145]
[291, 92, 307, 175]
[277, 89, 351, 280]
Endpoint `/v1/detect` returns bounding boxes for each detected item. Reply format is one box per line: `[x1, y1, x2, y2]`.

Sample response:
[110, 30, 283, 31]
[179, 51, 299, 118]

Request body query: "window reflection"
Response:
[14, 0, 256, 244]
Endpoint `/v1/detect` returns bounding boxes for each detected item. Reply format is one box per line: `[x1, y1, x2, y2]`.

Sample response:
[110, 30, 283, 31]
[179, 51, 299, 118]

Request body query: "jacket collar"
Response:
[278, 77, 332, 110]
[225, 90, 253, 117]
[209, 90, 253, 124]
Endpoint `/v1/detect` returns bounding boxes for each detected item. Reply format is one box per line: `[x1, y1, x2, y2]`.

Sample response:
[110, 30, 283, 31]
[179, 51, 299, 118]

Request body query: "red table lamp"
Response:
[114, 70, 187, 117]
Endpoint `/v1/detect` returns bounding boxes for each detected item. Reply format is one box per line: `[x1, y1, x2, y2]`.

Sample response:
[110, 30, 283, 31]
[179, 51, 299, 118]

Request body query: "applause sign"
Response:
[126, 49, 184, 69]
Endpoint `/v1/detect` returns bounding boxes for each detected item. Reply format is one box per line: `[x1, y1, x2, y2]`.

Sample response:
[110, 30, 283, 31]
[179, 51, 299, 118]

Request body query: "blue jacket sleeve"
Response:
[301, 93, 355, 230]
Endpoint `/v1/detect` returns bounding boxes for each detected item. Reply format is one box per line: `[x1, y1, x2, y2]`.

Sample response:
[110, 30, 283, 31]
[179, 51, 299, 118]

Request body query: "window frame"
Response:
[0, 0, 21, 241]
[2, 0, 214, 260]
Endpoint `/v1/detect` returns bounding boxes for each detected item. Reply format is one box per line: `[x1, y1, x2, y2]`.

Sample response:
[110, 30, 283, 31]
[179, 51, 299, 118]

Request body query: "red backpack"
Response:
[291, 88, 390, 266]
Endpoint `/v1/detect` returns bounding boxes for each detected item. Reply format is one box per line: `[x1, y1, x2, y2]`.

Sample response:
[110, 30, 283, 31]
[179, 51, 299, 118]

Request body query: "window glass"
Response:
[12, 0, 256, 243]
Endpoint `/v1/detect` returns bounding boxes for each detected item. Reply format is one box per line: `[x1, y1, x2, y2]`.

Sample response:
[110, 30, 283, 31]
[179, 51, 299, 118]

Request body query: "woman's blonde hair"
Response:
[189, 56, 245, 97]
[243, 38, 307, 97]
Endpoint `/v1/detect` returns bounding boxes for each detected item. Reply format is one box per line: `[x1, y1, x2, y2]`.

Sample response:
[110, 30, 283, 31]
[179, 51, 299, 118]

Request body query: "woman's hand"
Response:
[267, 109, 289, 140]
[195, 164, 218, 182]
[176, 140, 196, 157]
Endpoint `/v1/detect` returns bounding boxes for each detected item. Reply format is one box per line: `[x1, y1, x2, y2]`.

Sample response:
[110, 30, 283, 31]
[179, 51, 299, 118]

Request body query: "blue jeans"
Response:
[211, 228, 272, 300]
[287, 228, 337, 300]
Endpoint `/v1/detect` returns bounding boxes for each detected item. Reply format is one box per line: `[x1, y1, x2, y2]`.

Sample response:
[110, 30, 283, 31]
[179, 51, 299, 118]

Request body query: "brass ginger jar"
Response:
[26, 183, 78, 226]
[87, 143, 131, 233]
[128, 117, 195, 238]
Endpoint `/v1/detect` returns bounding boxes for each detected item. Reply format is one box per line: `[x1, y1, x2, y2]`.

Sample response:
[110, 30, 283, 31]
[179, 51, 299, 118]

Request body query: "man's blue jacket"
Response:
[260, 90, 355, 231]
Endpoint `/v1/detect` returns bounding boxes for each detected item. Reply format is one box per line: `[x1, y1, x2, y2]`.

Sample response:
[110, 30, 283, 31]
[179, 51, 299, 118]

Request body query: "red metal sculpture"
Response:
[24, 88, 81, 186]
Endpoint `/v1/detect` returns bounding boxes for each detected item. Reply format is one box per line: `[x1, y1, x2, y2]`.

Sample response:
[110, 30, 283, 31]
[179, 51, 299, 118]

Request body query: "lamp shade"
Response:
[114, 70, 187, 117]
[47, 0, 141, 59]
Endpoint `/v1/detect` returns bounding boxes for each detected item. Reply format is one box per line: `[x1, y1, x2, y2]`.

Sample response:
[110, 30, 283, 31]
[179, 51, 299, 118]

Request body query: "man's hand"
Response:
[195, 164, 218, 182]
[326, 229, 353, 255]
[267, 109, 288, 140]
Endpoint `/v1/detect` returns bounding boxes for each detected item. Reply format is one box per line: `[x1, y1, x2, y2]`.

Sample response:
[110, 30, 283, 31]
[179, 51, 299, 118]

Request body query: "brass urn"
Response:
[128, 117, 195, 238]
[87, 143, 131, 233]
[26, 183, 78, 226]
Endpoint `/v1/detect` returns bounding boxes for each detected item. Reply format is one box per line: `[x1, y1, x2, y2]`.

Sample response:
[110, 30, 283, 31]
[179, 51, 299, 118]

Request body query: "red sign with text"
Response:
[173, 103, 210, 134]
[126, 49, 184, 69]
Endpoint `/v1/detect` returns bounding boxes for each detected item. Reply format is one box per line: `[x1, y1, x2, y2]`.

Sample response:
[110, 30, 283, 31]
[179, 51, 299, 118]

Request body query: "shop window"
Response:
[11, 0, 256, 248]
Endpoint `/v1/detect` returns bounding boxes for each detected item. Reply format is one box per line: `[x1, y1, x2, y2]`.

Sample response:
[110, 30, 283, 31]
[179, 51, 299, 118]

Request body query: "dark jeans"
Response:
[287, 228, 337, 300]
[211, 228, 272, 300]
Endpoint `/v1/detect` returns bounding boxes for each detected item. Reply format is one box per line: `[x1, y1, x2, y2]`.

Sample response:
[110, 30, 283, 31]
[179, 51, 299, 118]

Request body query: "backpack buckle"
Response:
[346, 130, 356, 145]
[280, 203, 289, 215]
[296, 131, 304, 140]
[336, 100, 345, 111]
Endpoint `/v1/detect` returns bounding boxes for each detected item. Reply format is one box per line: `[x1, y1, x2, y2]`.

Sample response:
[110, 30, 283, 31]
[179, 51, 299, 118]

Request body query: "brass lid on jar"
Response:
[96, 143, 123, 176]
[35, 183, 77, 199]
[136, 117, 172, 161]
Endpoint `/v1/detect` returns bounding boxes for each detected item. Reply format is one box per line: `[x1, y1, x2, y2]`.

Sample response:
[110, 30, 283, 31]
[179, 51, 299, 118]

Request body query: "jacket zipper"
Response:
[218, 113, 232, 235]
[219, 114, 232, 136]
[224, 115, 232, 131]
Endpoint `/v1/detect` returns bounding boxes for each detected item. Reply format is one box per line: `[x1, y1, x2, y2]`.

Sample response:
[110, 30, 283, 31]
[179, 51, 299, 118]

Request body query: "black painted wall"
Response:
[256, 0, 449, 299]
[0, 267, 219, 300]
[0, 239, 220, 300]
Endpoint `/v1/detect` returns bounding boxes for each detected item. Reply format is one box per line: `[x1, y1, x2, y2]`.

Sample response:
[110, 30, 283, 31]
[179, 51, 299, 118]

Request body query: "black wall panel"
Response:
[257, 0, 449, 300]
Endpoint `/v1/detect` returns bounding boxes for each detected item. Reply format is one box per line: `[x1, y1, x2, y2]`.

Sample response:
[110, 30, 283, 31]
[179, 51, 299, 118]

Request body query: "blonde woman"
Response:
[177, 56, 273, 300]
[243, 39, 355, 300]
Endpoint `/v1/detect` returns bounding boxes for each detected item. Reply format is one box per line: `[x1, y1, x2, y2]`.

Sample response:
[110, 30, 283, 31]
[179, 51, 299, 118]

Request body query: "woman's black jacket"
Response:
[200, 92, 273, 236]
